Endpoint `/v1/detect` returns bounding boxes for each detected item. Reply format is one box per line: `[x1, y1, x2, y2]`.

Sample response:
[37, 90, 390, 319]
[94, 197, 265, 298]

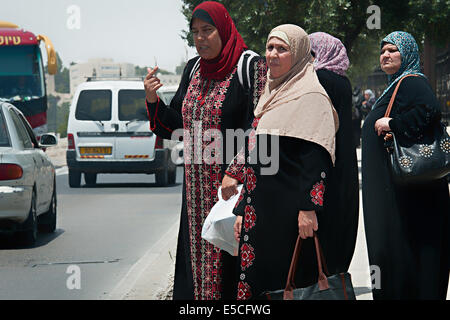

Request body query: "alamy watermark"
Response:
[367, 5, 381, 30]
[170, 122, 280, 175]
[67, 5, 81, 30]
[371, 265, 381, 290]
[66, 265, 81, 290]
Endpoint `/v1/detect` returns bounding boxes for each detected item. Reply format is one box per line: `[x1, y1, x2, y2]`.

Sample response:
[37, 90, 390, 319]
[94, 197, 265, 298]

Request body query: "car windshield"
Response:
[0, 109, 11, 147]
[75, 90, 112, 121]
[118, 90, 148, 121]
[0, 45, 45, 100]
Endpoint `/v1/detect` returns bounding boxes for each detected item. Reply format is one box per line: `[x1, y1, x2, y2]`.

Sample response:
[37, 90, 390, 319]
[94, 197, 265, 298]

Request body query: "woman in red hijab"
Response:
[144, 1, 267, 300]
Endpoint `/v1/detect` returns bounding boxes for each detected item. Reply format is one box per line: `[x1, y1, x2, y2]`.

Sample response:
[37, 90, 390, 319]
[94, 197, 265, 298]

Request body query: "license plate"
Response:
[80, 147, 112, 155]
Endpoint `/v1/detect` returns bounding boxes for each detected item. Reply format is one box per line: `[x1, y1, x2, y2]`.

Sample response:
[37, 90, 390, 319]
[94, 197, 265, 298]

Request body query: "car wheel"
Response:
[69, 169, 81, 188]
[84, 173, 97, 186]
[19, 189, 38, 246]
[38, 180, 57, 233]
[155, 168, 168, 186]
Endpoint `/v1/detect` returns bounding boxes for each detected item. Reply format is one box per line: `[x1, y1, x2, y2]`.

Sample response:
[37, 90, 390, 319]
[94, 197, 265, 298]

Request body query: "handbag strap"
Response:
[383, 74, 419, 142]
[283, 233, 330, 300]
[384, 74, 419, 118]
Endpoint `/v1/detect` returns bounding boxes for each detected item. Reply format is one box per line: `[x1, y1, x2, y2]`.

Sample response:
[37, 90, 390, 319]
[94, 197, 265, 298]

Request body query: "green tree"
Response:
[135, 66, 174, 77]
[181, 0, 449, 86]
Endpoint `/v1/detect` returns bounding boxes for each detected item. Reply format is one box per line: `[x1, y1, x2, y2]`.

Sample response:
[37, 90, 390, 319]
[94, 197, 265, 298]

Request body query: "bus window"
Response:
[0, 46, 44, 99]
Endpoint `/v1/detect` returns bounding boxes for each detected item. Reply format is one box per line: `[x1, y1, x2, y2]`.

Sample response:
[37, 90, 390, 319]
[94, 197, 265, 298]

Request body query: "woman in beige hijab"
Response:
[227, 24, 338, 300]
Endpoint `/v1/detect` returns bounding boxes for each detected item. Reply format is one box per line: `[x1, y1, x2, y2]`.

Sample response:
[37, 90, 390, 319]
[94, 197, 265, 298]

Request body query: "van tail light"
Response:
[68, 133, 75, 150]
[155, 136, 163, 150]
[0, 164, 23, 180]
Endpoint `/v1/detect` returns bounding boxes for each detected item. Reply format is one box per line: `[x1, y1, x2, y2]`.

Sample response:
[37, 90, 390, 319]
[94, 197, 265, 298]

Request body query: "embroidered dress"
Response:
[146, 56, 267, 300]
[228, 120, 333, 300]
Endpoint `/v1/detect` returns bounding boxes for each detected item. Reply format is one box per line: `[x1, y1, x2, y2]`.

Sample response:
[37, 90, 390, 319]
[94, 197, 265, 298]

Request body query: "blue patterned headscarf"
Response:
[374, 31, 425, 108]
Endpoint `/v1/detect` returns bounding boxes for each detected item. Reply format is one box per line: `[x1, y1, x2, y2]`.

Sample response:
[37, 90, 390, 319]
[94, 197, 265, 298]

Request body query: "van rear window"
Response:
[75, 90, 112, 121]
[118, 90, 148, 121]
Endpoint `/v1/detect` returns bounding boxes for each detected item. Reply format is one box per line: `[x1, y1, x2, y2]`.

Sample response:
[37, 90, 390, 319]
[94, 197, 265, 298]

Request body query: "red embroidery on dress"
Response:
[252, 117, 260, 129]
[237, 281, 252, 300]
[182, 66, 236, 300]
[244, 205, 256, 232]
[246, 167, 257, 193]
[234, 188, 246, 209]
[310, 180, 325, 206]
[240, 243, 256, 271]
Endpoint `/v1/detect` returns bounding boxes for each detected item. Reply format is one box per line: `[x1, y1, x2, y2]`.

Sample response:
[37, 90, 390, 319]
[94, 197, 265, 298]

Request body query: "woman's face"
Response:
[191, 18, 222, 60]
[380, 43, 402, 75]
[266, 37, 292, 78]
[364, 93, 370, 100]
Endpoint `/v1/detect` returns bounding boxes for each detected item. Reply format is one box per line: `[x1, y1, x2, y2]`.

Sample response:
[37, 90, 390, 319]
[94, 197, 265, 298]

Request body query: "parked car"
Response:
[0, 101, 57, 245]
[66, 80, 177, 187]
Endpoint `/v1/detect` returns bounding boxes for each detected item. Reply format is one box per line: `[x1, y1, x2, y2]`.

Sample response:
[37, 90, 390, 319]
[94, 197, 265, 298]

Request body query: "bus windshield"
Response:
[0, 45, 45, 100]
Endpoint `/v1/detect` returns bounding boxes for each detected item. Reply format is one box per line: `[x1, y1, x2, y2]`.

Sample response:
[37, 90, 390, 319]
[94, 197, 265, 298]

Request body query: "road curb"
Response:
[106, 219, 179, 300]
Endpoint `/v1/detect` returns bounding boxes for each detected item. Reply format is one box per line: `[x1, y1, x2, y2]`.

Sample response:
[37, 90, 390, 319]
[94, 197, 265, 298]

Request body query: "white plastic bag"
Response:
[201, 185, 243, 256]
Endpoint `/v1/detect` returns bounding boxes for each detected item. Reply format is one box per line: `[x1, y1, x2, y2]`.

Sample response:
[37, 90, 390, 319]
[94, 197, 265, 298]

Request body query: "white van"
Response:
[66, 80, 178, 187]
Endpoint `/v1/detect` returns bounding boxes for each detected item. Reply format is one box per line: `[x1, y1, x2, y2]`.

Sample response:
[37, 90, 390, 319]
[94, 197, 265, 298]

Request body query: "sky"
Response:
[1, 0, 198, 73]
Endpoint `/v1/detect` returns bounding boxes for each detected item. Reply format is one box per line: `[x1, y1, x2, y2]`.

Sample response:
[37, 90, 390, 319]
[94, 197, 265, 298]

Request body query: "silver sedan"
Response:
[0, 102, 57, 246]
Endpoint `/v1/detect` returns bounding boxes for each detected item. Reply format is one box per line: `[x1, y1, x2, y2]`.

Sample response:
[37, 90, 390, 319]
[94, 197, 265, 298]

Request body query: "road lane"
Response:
[0, 167, 183, 299]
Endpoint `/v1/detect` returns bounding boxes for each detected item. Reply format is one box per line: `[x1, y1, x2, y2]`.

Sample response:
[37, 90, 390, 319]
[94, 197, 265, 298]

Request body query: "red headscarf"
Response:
[191, 1, 247, 80]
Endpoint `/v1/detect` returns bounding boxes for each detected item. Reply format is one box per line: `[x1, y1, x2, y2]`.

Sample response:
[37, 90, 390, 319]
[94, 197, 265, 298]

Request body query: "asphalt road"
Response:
[0, 167, 183, 300]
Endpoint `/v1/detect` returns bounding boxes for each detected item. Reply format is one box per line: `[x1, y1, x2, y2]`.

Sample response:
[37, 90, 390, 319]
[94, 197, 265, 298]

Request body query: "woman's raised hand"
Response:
[144, 67, 163, 103]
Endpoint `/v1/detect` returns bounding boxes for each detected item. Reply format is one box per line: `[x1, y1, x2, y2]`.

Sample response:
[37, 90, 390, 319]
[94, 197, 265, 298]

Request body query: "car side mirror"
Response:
[40, 133, 58, 147]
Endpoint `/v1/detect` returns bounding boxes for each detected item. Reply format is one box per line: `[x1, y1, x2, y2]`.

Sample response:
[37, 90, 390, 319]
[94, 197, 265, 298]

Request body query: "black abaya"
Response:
[362, 75, 449, 300]
[316, 69, 359, 275]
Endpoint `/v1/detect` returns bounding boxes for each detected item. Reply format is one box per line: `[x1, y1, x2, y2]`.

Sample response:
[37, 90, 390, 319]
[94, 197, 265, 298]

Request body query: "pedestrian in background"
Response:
[308, 32, 359, 276]
[230, 24, 338, 300]
[361, 31, 449, 300]
[362, 89, 376, 115]
[144, 1, 267, 300]
[351, 87, 364, 148]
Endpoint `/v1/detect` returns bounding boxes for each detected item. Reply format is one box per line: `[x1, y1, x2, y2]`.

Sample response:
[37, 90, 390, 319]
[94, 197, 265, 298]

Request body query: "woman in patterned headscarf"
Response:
[361, 31, 449, 300]
[308, 32, 359, 278]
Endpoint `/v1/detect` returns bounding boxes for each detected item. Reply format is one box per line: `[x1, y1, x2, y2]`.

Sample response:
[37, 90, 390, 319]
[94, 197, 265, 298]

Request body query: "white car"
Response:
[0, 102, 57, 245]
[66, 80, 178, 187]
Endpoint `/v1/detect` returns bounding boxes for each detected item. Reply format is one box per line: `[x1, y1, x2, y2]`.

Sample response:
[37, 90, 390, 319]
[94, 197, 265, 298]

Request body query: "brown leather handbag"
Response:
[262, 233, 356, 300]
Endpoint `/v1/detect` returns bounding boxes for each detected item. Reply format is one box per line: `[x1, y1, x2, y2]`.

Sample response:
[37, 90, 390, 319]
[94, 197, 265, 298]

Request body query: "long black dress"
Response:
[362, 76, 449, 300]
[146, 55, 267, 300]
[229, 118, 333, 300]
[316, 69, 359, 275]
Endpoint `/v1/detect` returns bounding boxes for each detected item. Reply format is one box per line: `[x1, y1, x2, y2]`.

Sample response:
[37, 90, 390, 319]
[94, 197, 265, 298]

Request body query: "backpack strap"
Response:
[189, 50, 260, 90]
[189, 56, 201, 81]
[237, 50, 259, 91]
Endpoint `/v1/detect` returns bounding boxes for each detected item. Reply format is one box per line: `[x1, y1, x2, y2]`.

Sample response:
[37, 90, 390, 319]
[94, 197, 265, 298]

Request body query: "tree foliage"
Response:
[180, 0, 449, 85]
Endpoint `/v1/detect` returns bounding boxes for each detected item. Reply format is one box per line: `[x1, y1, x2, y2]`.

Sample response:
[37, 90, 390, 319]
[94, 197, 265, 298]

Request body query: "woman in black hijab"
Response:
[361, 31, 449, 300]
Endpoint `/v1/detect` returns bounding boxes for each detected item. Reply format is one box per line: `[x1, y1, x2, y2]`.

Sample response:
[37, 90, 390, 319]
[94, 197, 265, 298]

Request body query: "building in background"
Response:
[69, 58, 135, 95]
[158, 74, 181, 87]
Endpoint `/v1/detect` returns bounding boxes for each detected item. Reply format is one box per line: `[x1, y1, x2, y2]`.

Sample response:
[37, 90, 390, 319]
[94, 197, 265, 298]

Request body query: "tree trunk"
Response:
[423, 37, 437, 93]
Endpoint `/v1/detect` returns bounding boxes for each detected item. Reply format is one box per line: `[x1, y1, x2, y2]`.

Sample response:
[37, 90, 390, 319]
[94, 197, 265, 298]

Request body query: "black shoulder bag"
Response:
[384, 75, 450, 185]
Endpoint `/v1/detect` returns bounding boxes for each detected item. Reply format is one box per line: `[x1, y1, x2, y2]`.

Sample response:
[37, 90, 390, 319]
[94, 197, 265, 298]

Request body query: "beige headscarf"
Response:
[255, 24, 339, 163]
